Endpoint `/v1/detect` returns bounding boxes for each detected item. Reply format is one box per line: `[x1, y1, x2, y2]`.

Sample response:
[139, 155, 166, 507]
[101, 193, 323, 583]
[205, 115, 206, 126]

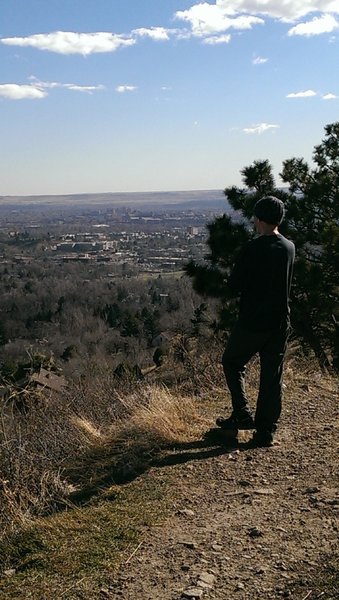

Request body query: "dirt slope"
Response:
[109, 371, 338, 600]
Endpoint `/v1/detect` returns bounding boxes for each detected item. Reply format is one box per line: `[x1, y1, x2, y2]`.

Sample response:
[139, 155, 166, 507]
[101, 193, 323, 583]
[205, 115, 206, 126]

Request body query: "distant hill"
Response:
[0, 190, 229, 211]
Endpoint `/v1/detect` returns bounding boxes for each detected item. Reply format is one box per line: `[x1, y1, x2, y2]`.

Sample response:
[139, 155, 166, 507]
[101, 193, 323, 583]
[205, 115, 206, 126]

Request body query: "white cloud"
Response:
[322, 92, 337, 99]
[175, 2, 339, 40]
[116, 85, 137, 93]
[217, 1, 339, 21]
[243, 122, 279, 134]
[175, 4, 264, 36]
[0, 83, 47, 100]
[28, 77, 105, 93]
[252, 55, 268, 64]
[65, 84, 105, 93]
[132, 27, 172, 41]
[1, 31, 136, 55]
[288, 13, 339, 36]
[286, 89, 317, 97]
[0, 77, 106, 100]
[203, 34, 231, 44]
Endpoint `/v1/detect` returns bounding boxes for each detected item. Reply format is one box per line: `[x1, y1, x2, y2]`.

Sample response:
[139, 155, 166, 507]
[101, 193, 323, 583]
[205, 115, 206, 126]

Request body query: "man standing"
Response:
[216, 196, 295, 446]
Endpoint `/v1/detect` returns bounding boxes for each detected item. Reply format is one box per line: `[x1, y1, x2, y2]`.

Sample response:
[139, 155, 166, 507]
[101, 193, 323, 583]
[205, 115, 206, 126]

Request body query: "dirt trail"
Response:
[109, 374, 338, 600]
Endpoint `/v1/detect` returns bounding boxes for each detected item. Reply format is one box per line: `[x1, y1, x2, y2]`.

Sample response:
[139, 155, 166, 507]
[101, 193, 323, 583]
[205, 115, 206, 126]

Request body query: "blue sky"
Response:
[1, 0, 339, 196]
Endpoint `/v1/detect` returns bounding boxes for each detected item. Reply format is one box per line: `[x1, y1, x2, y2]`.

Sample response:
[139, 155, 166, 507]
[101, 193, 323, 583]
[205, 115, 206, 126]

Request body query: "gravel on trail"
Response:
[110, 372, 338, 600]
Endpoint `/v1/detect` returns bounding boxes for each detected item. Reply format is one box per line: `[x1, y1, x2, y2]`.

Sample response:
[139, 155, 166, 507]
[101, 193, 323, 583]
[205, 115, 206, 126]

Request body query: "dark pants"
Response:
[222, 323, 289, 433]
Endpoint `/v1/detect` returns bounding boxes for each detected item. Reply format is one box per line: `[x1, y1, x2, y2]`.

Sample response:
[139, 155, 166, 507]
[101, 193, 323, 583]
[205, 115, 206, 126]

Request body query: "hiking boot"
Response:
[216, 414, 254, 431]
[252, 430, 274, 447]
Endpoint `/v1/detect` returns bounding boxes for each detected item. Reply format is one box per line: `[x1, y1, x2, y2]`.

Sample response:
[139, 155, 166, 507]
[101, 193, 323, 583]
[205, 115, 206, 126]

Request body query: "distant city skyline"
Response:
[1, 1, 338, 196]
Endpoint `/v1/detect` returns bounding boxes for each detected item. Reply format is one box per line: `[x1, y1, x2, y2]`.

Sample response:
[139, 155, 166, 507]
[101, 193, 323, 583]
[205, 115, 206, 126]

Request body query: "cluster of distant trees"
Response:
[0, 256, 216, 382]
[186, 122, 339, 372]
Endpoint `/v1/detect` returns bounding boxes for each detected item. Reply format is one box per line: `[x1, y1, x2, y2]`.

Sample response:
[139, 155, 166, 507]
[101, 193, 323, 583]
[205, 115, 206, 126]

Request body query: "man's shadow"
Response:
[152, 428, 240, 468]
[66, 428, 252, 506]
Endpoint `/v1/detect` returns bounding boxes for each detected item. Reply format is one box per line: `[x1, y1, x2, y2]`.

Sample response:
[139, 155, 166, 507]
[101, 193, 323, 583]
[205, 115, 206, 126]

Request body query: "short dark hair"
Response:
[253, 196, 285, 225]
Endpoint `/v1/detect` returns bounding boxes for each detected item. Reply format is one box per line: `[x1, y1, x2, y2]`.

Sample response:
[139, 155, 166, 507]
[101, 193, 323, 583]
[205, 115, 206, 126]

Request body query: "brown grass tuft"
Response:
[65, 385, 208, 499]
[106, 385, 205, 447]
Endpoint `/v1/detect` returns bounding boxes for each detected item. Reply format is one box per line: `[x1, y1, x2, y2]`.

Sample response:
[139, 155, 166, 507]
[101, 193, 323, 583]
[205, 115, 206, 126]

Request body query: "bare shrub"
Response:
[168, 337, 226, 397]
[0, 392, 77, 536]
[0, 359, 132, 538]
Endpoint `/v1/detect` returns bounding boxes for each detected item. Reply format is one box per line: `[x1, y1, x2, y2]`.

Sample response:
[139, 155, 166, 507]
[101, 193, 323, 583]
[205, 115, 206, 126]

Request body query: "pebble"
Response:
[253, 488, 274, 495]
[182, 587, 204, 598]
[178, 509, 195, 517]
[305, 486, 320, 494]
[181, 541, 198, 549]
[248, 527, 264, 538]
[275, 561, 288, 571]
[326, 498, 339, 506]
[238, 479, 251, 487]
[198, 572, 215, 587]
[197, 581, 211, 590]
[211, 543, 223, 552]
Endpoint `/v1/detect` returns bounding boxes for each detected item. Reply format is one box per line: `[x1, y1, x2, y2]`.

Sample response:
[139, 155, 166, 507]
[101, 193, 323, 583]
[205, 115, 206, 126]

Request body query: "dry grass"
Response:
[65, 384, 208, 502]
[0, 391, 76, 533]
[0, 360, 131, 534]
[0, 351, 212, 539]
[106, 385, 206, 447]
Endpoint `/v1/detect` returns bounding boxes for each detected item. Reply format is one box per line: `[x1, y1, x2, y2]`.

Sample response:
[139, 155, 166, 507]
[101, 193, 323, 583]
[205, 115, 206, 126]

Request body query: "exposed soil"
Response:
[108, 369, 338, 600]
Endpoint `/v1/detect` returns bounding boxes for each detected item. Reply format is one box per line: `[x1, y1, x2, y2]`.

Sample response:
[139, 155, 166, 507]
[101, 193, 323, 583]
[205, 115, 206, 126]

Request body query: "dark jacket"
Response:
[228, 233, 295, 331]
